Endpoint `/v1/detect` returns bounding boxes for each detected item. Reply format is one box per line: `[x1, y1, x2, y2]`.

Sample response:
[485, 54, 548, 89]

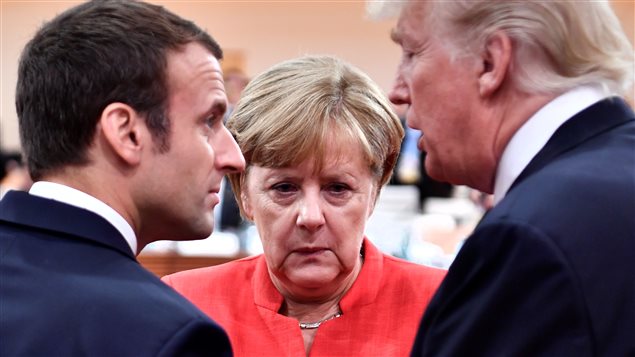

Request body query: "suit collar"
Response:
[29, 181, 137, 254]
[0, 190, 135, 259]
[494, 86, 608, 204]
[509, 97, 634, 193]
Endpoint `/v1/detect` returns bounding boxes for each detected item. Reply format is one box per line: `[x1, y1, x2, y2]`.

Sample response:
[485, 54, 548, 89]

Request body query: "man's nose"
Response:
[217, 127, 246, 174]
[388, 73, 410, 106]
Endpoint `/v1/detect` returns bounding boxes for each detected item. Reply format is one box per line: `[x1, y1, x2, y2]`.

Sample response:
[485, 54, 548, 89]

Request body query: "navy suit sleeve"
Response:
[412, 222, 594, 357]
[158, 317, 233, 357]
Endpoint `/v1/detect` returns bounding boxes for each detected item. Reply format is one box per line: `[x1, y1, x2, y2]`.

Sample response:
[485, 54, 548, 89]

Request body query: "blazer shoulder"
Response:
[163, 254, 261, 294]
[383, 253, 446, 279]
[379, 252, 447, 298]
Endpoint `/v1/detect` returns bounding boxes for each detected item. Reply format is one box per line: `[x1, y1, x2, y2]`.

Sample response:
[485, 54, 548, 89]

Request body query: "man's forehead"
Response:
[390, 27, 403, 44]
[390, 19, 417, 45]
[390, 1, 428, 44]
[390, 14, 411, 44]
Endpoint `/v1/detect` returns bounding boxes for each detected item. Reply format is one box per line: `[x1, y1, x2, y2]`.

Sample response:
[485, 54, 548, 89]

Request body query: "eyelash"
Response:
[270, 182, 351, 196]
[271, 182, 296, 193]
[206, 115, 219, 128]
[328, 183, 350, 194]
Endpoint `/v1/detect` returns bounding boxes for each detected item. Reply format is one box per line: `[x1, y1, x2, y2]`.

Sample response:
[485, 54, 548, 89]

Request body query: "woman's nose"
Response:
[296, 193, 325, 231]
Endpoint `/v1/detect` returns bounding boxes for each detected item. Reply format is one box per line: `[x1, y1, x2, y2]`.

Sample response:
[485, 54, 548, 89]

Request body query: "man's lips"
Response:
[418, 136, 427, 152]
[207, 189, 220, 207]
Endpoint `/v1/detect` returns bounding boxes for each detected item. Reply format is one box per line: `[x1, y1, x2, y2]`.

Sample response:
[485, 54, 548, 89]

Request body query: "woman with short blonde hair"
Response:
[164, 55, 445, 356]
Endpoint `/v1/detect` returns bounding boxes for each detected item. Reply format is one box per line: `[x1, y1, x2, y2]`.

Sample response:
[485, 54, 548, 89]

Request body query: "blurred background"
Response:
[1, 0, 633, 274]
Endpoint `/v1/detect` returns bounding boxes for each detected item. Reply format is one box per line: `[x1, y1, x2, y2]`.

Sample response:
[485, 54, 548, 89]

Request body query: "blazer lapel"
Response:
[0, 190, 135, 259]
[510, 97, 635, 192]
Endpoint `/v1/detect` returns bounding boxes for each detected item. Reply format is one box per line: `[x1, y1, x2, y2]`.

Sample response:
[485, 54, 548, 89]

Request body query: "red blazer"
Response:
[164, 238, 445, 356]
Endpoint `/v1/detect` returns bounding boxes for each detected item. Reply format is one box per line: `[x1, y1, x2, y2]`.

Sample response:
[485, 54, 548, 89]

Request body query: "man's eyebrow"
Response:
[207, 98, 227, 119]
[390, 28, 402, 44]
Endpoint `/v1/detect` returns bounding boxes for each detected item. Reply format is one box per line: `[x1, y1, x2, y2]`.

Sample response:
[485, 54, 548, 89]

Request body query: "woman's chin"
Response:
[286, 267, 340, 291]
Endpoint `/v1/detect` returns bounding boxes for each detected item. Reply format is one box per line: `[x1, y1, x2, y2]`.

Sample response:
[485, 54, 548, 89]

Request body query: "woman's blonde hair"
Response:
[226, 55, 404, 217]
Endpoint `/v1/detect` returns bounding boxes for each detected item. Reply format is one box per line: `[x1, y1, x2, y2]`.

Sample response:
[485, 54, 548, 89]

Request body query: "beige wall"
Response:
[0, 1, 399, 151]
[1, 1, 633, 151]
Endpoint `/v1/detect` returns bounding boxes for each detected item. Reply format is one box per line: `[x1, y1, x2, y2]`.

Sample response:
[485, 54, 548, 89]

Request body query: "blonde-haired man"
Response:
[378, 0, 635, 355]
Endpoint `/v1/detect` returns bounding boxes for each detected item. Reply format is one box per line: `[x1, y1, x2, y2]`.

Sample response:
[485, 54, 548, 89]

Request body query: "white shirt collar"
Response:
[493, 85, 609, 205]
[29, 181, 137, 254]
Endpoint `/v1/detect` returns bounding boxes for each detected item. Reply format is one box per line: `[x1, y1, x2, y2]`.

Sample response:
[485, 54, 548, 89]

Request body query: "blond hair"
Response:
[371, 0, 634, 96]
[227, 55, 404, 216]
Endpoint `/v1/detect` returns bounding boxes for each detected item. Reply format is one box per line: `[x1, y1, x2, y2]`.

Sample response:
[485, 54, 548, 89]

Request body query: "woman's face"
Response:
[242, 138, 377, 300]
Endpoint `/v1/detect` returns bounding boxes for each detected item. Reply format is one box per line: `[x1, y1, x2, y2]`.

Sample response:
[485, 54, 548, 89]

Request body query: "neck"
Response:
[474, 90, 557, 193]
[283, 295, 343, 356]
[281, 296, 342, 324]
[43, 169, 141, 253]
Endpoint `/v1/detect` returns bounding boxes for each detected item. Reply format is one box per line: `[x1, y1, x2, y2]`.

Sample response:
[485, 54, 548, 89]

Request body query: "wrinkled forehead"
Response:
[250, 140, 373, 192]
[392, 0, 434, 42]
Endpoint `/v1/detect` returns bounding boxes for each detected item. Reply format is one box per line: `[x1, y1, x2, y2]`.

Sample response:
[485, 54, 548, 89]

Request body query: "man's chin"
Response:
[425, 160, 453, 185]
[174, 225, 214, 242]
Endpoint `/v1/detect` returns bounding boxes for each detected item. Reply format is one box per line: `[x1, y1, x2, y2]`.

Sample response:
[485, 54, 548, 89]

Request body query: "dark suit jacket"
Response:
[0, 191, 232, 356]
[411, 97, 635, 356]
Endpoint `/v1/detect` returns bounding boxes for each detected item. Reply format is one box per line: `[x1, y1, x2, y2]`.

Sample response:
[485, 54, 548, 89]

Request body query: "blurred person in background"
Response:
[164, 55, 446, 356]
[381, 0, 635, 355]
[391, 104, 454, 210]
[219, 68, 250, 235]
[0, 150, 32, 198]
[223, 67, 250, 122]
[0, 0, 244, 355]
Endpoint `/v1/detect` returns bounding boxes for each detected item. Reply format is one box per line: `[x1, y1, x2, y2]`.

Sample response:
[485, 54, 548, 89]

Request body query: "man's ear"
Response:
[478, 30, 512, 98]
[99, 103, 144, 165]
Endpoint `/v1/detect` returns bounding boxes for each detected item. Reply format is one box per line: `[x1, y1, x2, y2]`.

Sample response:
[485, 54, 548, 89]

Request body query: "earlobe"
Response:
[99, 103, 144, 165]
[479, 31, 512, 97]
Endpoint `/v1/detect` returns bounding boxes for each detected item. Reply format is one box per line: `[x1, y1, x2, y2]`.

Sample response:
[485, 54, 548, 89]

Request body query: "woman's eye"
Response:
[328, 183, 350, 194]
[271, 182, 296, 193]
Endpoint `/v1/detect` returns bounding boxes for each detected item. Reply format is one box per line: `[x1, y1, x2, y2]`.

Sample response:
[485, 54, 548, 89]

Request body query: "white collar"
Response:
[493, 85, 609, 205]
[29, 181, 137, 254]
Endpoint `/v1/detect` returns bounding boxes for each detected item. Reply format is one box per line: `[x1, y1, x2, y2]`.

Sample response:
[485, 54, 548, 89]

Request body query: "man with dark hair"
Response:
[0, 1, 244, 355]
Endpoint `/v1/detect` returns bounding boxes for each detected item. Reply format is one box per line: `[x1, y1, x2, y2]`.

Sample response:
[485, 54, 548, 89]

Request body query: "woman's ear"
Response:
[478, 30, 512, 98]
[241, 191, 254, 221]
[99, 103, 144, 165]
[367, 186, 379, 218]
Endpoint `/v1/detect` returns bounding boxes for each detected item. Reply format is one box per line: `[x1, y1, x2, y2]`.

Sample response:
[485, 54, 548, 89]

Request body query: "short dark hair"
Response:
[16, 0, 222, 180]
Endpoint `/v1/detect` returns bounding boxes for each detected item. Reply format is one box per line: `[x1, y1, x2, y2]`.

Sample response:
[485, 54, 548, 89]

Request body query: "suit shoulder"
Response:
[491, 149, 634, 237]
[383, 253, 446, 278]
